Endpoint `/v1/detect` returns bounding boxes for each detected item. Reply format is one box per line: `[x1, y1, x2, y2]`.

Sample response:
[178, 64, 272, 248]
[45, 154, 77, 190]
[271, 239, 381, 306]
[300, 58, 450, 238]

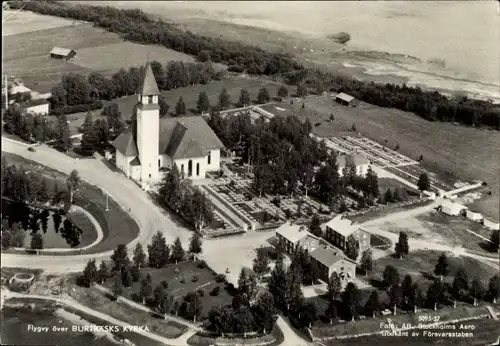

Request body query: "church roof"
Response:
[159, 117, 224, 158]
[112, 130, 138, 156]
[139, 61, 159, 95]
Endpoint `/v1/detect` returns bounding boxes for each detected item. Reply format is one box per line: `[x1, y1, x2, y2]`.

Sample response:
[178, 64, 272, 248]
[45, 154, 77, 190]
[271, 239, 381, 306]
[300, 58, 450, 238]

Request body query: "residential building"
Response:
[112, 61, 224, 185]
[275, 222, 320, 255]
[20, 99, 50, 115]
[465, 210, 483, 222]
[310, 245, 357, 284]
[337, 153, 370, 177]
[438, 200, 468, 216]
[335, 92, 356, 107]
[324, 216, 371, 255]
[50, 47, 76, 60]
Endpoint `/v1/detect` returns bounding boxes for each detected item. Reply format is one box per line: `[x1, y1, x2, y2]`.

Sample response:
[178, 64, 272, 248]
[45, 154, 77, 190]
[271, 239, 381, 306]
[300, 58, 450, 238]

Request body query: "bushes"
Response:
[50, 101, 103, 116]
[215, 274, 226, 283]
[210, 286, 220, 296]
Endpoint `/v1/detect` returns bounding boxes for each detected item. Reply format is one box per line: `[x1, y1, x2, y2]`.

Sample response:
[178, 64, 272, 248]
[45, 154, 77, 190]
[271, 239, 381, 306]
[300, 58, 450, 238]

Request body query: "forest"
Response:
[9, 0, 499, 129]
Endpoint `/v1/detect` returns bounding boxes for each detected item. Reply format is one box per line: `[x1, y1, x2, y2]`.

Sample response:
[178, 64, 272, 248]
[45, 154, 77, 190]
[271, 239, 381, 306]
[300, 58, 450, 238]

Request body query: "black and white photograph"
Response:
[1, 1, 499, 345]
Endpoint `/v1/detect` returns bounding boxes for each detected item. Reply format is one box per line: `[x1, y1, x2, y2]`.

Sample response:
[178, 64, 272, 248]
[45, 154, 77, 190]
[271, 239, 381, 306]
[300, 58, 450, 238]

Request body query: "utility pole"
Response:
[4, 74, 8, 108]
[105, 193, 109, 211]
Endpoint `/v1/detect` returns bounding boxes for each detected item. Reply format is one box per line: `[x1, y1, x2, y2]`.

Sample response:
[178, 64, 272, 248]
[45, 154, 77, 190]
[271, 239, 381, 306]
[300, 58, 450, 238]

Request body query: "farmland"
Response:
[3, 12, 195, 93]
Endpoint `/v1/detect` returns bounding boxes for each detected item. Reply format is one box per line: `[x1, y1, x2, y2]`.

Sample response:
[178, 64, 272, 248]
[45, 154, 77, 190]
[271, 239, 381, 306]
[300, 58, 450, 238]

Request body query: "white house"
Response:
[112, 61, 224, 184]
[337, 154, 370, 177]
[438, 200, 468, 216]
[465, 210, 483, 222]
[20, 99, 50, 115]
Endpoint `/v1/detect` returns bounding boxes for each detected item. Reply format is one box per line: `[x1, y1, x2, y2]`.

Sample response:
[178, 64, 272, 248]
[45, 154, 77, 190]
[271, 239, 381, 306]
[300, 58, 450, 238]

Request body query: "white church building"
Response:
[112, 62, 224, 185]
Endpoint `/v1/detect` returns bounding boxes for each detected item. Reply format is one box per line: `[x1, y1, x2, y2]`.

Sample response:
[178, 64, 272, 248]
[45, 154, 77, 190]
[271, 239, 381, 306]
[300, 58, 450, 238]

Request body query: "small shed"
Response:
[439, 200, 467, 216]
[50, 47, 76, 60]
[20, 99, 50, 115]
[335, 92, 356, 107]
[465, 210, 483, 222]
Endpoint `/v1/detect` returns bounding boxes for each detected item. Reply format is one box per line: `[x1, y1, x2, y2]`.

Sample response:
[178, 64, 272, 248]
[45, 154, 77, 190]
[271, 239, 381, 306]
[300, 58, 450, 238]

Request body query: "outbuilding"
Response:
[465, 210, 483, 222]
[438, 200, 467, 216]
[335, 92, 356, 107]
[20, 99, 50, 115]
[50, 47, 76, 60]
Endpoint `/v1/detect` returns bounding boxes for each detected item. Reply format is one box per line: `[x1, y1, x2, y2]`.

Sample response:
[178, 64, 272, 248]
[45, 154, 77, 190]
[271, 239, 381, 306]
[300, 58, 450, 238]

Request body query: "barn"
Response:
[335, 92, 356, 107]
[50, 47, 76, 60]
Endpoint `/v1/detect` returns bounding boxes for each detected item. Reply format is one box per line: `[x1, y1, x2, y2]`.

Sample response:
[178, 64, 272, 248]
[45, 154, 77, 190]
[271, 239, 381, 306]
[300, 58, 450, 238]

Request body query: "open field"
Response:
[100, 261, 233, 320]
[276, 94, 499, 221]
[2, 9, 80, 36]
[3, 18, 195, 93]
[110, 75, 283, 120]
[1, 152, 139, 255]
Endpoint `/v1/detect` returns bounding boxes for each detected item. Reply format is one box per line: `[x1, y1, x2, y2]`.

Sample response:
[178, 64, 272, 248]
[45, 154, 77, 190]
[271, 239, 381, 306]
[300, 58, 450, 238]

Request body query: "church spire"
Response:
[139, 61, 159, 96]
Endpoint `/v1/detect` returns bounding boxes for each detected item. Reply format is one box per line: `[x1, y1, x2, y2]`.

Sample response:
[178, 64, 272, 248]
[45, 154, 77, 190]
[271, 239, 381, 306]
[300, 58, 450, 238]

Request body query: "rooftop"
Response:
[336, 92, 355, 103]
[324, 217, 359, 237]
[440, 200, 468, 210]
[20, 99, 50, 108]
[139, 61, 160, 96]
[275, 222, 314, 244]
[50, 47, 74, 56]
[310, 245, 343, 267]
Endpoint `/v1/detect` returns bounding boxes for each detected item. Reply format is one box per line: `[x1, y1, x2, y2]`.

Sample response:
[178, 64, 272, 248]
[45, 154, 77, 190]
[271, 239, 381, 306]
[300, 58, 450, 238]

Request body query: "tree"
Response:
[384, 188, 393, 203]
[218, 88, 230, 110]
[139, 273, 152, 304]
[360, 249, 373, 275]
[325, 300, 338, 324]
[417, 172, 430, 192]
[197, 50, 210, 62]
[159, 164, 183, 212]
[56, 114, 72, 151]
[277, 85, 288, 98]
[171, 237, 185, 263]
[257, 87, 270, 104]
[488, 275, 500, 303]
[327, 272, 342, 301]
[184, 293, 203, 322]
[309, 214, 322, 237]
[196, 91, 210, 114]
[388, 284, 403, 315]
[408, 283, 423, 313]
[434, 253, 450, 282]
[329, 113, 335, 122]
[130, 264, 140, 282]
[470, 277, 484, 306]
[342, 282, 360, 321]
[188, 232, 203, 255]
[238, 88, 251, 107]
[296, 82, 307, 97]
[253, 291, 276, 333]
[252, 249, 270, 276]
[394, 232, 409, 259]
[66, 169, 80, 203]
[351, 123, 357, 132]
[153, 284, 167, 309]
[97, 261, 109, 283]
[80, 112, 99, 155]
[160, 294, 174, 320]
[451, 266, 469, 305]
[298, 302, 318, 328]
[365, 167, 379, 197]
[268, 256, 289, 310]
[154, 95, 168, 118]
[133, 243, 146, 269]
[175, 96, 186, 116]
[401, 274, 413, 307]
[238, 268, 258, 301]
[364, 290, 380, 318]
[191, 188, 213, 232]
[426, 280, 445, 311]
[147, 231, 170, 268]
[120, 265, 133, 287]
[345, 235, 360, 261]
[111, 244, 130, 271]
[383, 265, 400, 288]
[112, 274, 123, 299]
[81, 259, 98, 287]
[208, 306, 233, 336]
[31, 232, 43, 251]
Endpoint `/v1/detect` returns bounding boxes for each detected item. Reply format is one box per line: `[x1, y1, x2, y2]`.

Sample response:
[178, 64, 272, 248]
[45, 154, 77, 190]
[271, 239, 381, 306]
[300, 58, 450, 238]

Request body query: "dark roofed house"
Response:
[50, 47, 76, 60]
[335, 92, 356, 107]
[310, 245, 357, 284]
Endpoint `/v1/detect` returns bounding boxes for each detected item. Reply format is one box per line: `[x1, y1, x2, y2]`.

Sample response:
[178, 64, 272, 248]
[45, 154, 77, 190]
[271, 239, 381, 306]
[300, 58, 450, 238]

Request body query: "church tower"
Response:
[136, 61, 160, 182]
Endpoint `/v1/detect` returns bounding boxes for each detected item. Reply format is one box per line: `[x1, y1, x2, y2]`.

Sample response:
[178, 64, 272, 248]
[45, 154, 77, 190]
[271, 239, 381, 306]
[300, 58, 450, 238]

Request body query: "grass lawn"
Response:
[1, 152, 139, 255]
[101, 261, 233, 320]
[187, 324, 285, 346]
[370, 234, 392, 250]
[416, 211, 496, 254]
[64, 275, 188, 339]
[110, 75, 283, 121]
[293, 95, 500, 222]
[322, 316, 499, 346]
[3, 20, 195, 93]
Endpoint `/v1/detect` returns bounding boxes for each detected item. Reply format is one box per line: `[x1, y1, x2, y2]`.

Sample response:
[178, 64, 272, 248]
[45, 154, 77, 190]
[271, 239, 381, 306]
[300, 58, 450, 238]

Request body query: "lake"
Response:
[87, 1, 499, 101]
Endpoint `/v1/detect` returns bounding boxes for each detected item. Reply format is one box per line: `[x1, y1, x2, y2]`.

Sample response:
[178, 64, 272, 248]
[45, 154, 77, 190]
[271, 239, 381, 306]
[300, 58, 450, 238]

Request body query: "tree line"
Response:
[10, 1, 301, 77]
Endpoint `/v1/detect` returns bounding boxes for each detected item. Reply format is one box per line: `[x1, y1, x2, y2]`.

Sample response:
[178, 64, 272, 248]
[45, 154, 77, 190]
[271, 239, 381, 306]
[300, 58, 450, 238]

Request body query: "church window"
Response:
[196, 163, 200, 176]
[148, 95, 153, 104]
[149, 174, 151, 178]
[181, 164, 184, 174]
[158, 159, 161, 167]
[208, 151, 211, 164]
[188, 160, 193, 177]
